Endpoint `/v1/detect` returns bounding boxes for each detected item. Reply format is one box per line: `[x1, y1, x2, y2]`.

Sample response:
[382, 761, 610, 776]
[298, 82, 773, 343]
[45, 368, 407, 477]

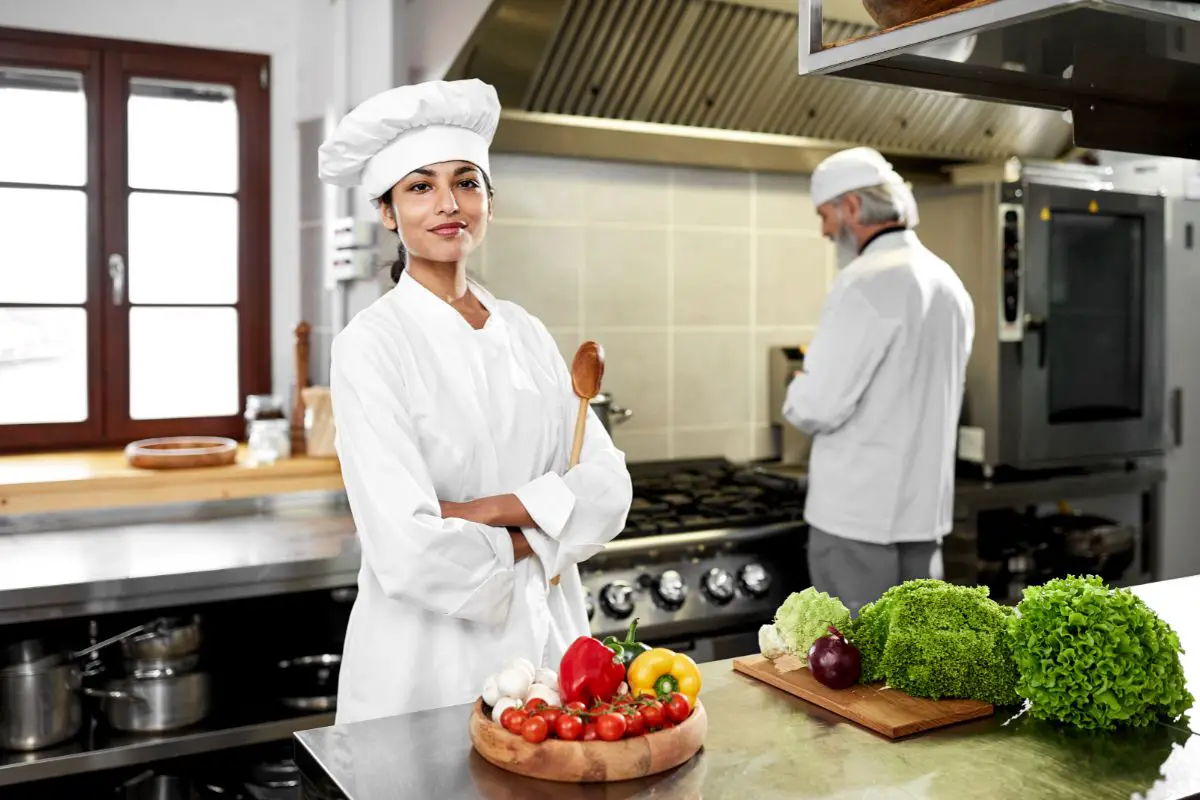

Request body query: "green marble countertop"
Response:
[295, 576, 1200, 800]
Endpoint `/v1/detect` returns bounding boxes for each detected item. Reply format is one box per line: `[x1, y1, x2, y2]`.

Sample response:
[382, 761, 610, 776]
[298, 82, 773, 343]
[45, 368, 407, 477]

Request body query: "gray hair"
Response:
[835, 183, 910, 226]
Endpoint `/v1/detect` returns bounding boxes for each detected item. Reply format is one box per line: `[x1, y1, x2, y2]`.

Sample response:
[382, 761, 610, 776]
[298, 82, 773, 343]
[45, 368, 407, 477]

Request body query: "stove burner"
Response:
[619, 459, 804, 538]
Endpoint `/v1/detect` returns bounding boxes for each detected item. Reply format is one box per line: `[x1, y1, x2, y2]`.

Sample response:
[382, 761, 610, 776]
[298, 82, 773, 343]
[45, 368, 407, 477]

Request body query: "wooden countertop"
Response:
[0, 447, 345, 516]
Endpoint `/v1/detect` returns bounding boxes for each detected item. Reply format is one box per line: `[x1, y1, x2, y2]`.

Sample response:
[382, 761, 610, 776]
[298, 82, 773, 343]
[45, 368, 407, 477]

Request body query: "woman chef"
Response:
[317, 79, 633, 725]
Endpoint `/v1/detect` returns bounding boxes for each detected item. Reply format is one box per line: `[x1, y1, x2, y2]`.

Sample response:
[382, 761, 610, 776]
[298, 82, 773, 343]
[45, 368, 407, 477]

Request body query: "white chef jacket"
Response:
[783, 229, 974, 545]
[329, 272, 633, 724]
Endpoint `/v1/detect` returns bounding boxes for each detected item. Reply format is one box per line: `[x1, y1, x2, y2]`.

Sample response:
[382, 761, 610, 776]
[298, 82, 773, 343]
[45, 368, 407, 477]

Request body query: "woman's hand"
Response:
[440, 499, 535, 563]
[509, 529, 533, 562]
[440, 495, 535, 529]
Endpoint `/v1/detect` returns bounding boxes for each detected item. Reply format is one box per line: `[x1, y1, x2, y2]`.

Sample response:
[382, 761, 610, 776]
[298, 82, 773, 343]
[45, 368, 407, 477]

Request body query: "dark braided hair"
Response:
[378, 171, 495, 284]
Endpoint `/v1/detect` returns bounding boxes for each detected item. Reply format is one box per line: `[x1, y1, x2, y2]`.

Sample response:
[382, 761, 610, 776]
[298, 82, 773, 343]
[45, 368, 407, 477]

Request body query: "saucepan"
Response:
[0, 618, 179, 751]
[589, 392, 632, 435]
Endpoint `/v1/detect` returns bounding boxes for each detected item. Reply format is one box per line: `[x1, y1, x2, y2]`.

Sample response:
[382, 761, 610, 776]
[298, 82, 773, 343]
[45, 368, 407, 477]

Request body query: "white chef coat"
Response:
[783, 229, 974, 545]
[329, 272, 633, 724]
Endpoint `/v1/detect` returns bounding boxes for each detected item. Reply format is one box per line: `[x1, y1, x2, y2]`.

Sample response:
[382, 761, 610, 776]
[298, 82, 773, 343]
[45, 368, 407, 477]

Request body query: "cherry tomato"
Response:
[591, 701, 612, 715]
[623, 710, 645, 737]
[503, 710, 528, 735]
[499, 707, 519, 729]
[582, 723, 598, 741]
[595, 712, 628, 742]
[565, 701, 588, 713]
[525, 698, 547, 714]
[664, 693, 691, 724]
[537, 707, 562, 728]
[639, 702, 665, 730]
[661, 720, 676, 730]
[521, 716, 549, 744]
[555, 714, 584, 741]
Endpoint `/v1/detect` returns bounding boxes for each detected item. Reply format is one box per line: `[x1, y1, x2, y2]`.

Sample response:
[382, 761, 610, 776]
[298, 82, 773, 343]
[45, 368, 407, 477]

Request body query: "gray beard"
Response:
[834, 226, 859, 270]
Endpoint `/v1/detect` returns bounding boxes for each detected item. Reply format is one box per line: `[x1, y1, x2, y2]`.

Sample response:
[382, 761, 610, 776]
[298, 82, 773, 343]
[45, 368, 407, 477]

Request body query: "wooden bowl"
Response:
[862, 0, 974, 29]
[124, 436, 239, 470]
[468, 699, 707, 783]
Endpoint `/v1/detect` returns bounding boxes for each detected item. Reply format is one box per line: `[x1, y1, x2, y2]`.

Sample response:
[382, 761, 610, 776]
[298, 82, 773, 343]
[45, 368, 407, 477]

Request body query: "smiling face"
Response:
[378, 160, 492, 266]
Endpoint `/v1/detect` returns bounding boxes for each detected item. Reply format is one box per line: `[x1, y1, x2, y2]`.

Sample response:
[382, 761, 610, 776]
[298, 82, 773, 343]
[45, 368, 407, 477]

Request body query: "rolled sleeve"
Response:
[513, 472, 577, 541]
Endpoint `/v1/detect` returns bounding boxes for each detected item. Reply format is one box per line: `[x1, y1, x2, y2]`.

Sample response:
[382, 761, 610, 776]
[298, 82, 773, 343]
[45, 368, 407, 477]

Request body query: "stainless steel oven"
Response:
[919, 163, 1166, 475]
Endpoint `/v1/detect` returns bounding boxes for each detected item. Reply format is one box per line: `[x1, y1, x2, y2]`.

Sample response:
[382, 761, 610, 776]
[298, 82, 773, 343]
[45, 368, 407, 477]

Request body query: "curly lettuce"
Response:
[1008, 575, 1193, 730]
[773, 587, 851, 663]
[848, 579, 1020, 705]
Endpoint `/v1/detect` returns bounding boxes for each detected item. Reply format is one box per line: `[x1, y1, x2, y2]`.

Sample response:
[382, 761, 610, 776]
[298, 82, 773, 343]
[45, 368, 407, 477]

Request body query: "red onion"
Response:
[807, 625, 862, 690]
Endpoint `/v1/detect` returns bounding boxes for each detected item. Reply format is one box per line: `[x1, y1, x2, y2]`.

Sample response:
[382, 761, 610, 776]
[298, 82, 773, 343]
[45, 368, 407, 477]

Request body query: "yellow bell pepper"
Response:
[627, 647, 702, 707]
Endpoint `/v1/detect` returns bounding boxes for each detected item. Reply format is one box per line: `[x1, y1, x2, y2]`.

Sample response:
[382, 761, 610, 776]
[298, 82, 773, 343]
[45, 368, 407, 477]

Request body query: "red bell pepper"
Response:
[558, 635, 625, 706]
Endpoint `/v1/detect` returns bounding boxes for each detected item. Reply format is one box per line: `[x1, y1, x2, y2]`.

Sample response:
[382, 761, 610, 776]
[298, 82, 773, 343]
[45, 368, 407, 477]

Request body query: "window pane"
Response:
[128, 192, 238, 305]
[0, 188, 87, 304]
[129, 306, 239, 420]
[0, 308, 88, 424]
[0, 68, 86, 187]
[127, 78, 238, 194]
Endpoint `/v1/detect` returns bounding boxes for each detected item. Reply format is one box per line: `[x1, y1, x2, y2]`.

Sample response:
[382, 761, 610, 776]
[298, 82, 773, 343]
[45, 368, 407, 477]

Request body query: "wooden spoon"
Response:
[569, 341, 605, 468]
[549, 341, 605, 588]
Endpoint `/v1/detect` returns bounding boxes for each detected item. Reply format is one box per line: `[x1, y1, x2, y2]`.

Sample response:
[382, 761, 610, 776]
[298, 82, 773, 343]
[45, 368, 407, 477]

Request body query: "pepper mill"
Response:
[292, 321, 311, 456]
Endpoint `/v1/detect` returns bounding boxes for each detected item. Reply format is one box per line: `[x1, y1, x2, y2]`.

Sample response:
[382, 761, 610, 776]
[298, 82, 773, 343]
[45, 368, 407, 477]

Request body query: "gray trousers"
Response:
[806, 526, 942, 615]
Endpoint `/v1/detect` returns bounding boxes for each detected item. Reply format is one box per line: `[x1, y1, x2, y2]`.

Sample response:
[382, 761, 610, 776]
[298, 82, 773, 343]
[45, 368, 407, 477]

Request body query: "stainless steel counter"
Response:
[0, 496, 360, 625]
[295, 576, 1200, 800]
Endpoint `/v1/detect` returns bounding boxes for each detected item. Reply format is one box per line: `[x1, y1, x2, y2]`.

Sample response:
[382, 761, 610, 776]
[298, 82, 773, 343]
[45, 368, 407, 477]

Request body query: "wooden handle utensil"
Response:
[551, 341, 606, 586]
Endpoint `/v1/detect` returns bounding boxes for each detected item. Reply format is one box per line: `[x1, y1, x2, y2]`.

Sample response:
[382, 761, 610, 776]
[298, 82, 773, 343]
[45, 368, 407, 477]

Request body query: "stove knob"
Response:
[702, 568, 735, 605]
[600, 581, 635, 619]
[654, 570, 687, 610]
[738, 563, 772, 598]
[585, 587, 595, 620]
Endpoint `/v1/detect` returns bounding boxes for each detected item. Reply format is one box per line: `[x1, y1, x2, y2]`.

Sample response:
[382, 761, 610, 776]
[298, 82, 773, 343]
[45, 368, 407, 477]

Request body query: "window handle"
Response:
[108, 253, 126, 306]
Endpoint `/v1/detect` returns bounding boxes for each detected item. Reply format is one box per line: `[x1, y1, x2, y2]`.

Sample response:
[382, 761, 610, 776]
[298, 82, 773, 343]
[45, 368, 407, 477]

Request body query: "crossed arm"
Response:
[440, 496, 535, 561]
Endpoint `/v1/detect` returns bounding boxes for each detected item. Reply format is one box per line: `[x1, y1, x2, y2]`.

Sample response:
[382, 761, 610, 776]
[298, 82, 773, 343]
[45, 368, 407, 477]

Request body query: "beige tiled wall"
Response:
[478, 154, 834, 464]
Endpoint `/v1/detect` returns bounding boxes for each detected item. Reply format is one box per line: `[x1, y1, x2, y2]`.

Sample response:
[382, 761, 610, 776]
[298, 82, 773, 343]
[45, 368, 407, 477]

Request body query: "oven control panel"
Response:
[580, 551, 790, 642]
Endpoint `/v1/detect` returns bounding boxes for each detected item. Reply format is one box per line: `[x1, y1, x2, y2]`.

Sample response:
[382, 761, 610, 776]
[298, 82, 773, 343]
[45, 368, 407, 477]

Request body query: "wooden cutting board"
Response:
[732, 654, 994, 739]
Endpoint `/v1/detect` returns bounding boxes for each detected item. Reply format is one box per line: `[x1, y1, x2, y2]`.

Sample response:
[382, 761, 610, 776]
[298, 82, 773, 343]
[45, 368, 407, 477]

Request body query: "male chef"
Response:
[782, 147, 975, 614]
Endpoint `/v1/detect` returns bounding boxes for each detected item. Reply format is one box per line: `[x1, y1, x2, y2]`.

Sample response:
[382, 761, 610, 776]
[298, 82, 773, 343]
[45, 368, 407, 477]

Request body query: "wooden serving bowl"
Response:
[124, 436, 239, 470]
[469, 699, 707, 783]
[862, 0, 975, 29]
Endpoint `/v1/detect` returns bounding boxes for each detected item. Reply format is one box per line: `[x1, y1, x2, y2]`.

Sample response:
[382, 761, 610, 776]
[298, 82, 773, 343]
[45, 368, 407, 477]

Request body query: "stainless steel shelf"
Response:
[0, 711, 334, 788]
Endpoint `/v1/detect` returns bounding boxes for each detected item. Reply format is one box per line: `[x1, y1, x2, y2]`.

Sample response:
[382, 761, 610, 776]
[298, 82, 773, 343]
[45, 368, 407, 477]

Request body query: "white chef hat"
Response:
[317, 79, 501, 206]
[810, 146, 920, 228]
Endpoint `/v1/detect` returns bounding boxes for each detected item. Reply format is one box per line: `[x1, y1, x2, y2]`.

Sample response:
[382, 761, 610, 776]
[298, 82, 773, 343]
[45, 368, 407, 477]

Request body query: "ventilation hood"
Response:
[797, 0, 1200, 159]
[444, 0, 1076, 177]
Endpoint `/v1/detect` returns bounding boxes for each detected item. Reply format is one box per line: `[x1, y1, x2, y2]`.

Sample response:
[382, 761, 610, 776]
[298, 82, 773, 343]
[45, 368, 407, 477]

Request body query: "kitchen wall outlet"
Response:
[328, 216, 379, 282]
[329, 248, 378, 281]
[330, 217, 376, 250]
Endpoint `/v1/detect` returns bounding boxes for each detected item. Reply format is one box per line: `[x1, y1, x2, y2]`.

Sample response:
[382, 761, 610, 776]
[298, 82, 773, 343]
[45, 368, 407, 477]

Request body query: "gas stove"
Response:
[619, 459, 806, 537]
[579, 459, 809, 663]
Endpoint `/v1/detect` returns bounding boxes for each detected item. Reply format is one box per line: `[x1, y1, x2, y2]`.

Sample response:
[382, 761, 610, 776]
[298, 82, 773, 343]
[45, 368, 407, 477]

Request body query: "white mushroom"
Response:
[525, 682, 560, 708]
[496, 666, 533, 700]
[491, 696, 522, 724]
[481, 674, 501, 707]
[534, 667, 558, 690]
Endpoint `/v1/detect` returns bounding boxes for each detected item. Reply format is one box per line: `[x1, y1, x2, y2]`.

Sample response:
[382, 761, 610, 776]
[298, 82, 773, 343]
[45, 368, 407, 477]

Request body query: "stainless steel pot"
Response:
[88, 671, 210, 733]
[120, 615, 202, 662]
[590, 392, 632, 435]
[0, 656, 82, 751]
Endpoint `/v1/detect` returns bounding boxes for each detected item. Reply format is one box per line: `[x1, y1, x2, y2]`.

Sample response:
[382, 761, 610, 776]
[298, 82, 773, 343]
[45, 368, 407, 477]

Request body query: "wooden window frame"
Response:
[0, 27, 271, 454]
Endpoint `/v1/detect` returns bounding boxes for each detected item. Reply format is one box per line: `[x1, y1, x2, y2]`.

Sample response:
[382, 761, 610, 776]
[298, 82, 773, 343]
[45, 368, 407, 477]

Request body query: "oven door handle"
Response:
[1024, 314, 1047, 369]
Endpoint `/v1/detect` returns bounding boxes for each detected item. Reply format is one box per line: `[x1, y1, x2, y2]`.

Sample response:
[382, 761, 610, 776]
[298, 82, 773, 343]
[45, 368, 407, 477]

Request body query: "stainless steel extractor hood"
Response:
[444, 0, 1076, 176]
[797, 0, 1200, 159]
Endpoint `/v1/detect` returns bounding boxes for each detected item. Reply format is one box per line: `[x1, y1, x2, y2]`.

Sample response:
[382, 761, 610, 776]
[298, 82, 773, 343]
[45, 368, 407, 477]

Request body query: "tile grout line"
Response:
[666, 166, 677, 460]
[748, 170, 760, 461]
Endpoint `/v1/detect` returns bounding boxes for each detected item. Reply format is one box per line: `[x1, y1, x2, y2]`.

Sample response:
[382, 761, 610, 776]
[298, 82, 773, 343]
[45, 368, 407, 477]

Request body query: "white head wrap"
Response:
[810, 146, 920, 228]
[317, 79, 500, 206]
